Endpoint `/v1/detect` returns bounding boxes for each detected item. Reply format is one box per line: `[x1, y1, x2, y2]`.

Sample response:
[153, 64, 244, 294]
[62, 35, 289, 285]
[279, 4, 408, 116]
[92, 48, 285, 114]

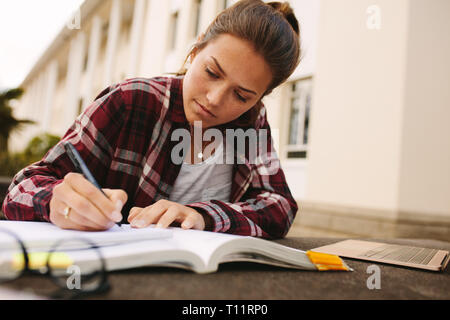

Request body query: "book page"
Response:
[165, 229, 317, 272]
[168, 228, 244, 267]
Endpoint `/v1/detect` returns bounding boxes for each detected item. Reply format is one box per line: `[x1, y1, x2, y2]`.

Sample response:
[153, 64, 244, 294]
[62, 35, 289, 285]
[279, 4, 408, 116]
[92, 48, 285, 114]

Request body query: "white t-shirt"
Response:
[168, 141, 233, 205]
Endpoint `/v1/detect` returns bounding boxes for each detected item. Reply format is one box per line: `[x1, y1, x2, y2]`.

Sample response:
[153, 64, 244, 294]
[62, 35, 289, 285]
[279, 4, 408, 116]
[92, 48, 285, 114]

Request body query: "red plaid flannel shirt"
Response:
[2, 76, 298, 239]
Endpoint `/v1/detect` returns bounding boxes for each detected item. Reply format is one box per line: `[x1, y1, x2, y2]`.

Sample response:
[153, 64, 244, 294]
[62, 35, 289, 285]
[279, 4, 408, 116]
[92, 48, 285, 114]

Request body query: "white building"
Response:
[10, 0, 450, 240]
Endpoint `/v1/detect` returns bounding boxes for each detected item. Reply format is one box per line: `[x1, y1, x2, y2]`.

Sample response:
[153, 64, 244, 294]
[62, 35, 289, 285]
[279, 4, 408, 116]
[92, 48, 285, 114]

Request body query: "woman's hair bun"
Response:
[267, 2, 300, 35]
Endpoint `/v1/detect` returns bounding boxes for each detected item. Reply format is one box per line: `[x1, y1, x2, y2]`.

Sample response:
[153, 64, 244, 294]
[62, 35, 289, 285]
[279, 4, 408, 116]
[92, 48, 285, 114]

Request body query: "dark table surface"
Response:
[2, 237, 449, 300]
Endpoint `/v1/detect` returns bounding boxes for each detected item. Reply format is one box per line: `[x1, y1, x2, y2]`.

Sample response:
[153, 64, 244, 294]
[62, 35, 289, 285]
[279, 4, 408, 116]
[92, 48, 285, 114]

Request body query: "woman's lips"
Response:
[195, 100, 216, 118]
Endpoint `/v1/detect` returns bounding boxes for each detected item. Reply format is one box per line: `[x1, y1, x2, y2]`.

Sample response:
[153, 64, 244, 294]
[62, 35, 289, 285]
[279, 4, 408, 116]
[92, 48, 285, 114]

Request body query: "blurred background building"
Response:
[5, 0, 450, 240]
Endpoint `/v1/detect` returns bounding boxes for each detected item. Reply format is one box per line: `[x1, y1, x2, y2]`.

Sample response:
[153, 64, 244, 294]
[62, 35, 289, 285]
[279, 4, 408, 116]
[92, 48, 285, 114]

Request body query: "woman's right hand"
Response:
[49, 173, 128, 231]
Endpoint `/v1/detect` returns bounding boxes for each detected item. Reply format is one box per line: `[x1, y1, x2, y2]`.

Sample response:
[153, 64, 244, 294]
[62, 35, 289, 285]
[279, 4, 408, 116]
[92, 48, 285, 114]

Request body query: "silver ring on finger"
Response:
[63, 206, 71, 220]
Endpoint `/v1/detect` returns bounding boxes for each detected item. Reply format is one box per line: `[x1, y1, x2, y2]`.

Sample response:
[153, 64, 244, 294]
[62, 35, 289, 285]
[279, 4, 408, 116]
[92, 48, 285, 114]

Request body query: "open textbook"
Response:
[0, 221, 351, 274]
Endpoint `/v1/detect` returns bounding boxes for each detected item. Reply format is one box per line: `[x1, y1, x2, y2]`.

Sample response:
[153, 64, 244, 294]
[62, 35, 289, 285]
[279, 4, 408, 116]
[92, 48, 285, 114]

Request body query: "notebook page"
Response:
[0, 221, 173, 250]
[55, 228, 243, 272]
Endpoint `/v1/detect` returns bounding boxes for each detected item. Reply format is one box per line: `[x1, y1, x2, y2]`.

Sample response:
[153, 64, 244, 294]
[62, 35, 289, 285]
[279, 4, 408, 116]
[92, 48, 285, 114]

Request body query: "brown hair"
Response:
[179, 0, 301, 127]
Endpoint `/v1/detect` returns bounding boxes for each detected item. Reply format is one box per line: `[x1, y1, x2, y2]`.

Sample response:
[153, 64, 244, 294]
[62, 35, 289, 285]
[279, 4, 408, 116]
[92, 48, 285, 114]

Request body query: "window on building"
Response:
[286, 77, 313, 159]
[83, 51, 88, 72]
[193, 0, 202, 37]
[169, 11, 179, 51]
[221, 0, 237, 10]
[77, 98, 84, 116]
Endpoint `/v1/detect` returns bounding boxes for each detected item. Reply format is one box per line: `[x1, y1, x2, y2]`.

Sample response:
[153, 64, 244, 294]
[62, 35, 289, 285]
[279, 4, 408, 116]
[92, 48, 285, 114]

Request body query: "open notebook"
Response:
[0, 221, 173, 251]
[0, 221, 352, 274]
[311, 239, 450, 272]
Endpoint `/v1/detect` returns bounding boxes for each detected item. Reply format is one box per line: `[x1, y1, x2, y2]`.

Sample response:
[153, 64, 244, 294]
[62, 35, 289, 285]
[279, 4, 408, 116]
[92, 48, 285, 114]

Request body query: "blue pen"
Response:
[63, 141, 122, 226]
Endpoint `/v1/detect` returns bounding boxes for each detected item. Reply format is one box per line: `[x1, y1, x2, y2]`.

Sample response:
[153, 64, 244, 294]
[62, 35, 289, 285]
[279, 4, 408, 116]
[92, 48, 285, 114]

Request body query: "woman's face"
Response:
[182, 33, 273, 130]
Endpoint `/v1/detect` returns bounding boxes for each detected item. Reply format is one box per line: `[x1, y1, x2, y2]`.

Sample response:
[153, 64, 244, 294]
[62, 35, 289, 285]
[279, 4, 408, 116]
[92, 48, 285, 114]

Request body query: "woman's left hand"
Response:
[128, 199, 206, 230]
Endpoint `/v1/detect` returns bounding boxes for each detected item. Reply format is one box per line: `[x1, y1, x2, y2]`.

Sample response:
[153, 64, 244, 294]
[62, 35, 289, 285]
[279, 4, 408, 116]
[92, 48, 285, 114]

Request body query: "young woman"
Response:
[3, 0, 301, 239]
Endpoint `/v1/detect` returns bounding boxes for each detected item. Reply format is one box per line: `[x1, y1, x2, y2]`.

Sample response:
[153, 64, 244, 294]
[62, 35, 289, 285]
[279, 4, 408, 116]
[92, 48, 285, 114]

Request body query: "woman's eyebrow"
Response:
[211, 56, 257, 96]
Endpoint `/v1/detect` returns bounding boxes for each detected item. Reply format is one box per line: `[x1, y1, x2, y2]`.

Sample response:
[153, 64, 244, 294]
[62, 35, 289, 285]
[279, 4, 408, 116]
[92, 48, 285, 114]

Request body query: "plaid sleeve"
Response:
[186, 113, 298, 240]
[2, 84, 125, 222]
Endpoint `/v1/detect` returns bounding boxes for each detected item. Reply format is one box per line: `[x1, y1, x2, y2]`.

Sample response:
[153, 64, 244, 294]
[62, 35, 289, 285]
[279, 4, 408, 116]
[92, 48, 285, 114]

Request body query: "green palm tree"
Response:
[0, 88, 35, 153]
